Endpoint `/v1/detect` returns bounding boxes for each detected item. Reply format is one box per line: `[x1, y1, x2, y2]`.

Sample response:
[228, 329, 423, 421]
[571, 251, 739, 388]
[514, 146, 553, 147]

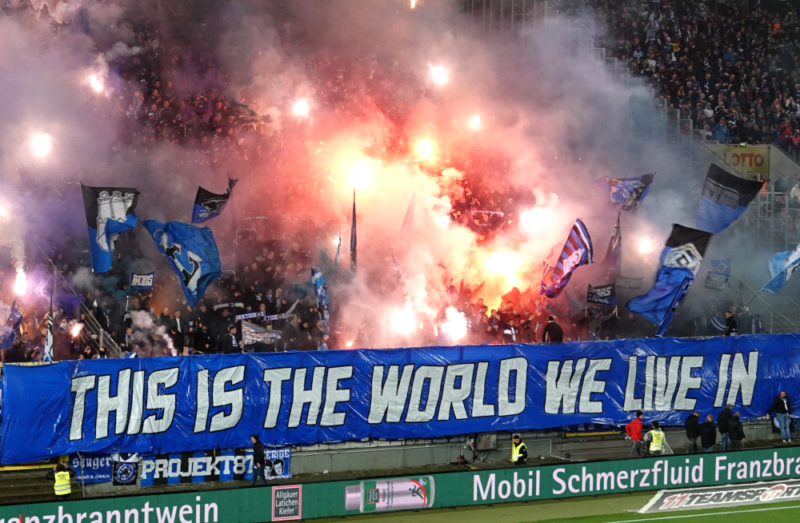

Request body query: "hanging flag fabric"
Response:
[602, 213, 622, 281]
[350, 190, 357, 273]
[43, 288, 54, 363]
[143, 221, 222, 307]
[763, 243, 800, 294]
[540, 219, 594, 298]
[587, 284, 617, 306]
[241, 321, 281, 345]
[401, 192, 415, 240]
[696, 164, 764, 235]
[710, 258, 732, 276]
[310, 268, 328, 308]
[81, 185, 140, 273]
[627, 224, 712, 336]
[192, 175, 238, 224]
[603, 173, 654, 211]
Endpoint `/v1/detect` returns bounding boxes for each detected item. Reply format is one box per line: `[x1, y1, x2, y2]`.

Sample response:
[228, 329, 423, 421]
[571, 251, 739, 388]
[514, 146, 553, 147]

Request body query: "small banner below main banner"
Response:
[587, 284, 617, 306]
[616, 277, 643, 289]
[69, 453, 113, 484]
[129, 272, 155, 289]
[704, 272, 729, 291]
[140, 447, 291, 487]
[112, 452, 139, 486]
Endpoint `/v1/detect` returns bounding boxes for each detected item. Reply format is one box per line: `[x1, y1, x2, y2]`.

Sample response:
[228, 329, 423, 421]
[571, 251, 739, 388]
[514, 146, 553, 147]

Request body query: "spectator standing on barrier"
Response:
[724, 311, 737, 337]
[46, 464, 76, 500]
[718, 404, 733, 451]
[729, 413, 746, 450]
[685, 411, 700, 454]
[643, 420, 670, 456]
[625, 411, 645, 457]
[542, 316, 563, 344]
[250, 435, 267, 486]
[769, 391, 793, 443]
[700, 415, 717, 453]
[511, 434, 527, 466]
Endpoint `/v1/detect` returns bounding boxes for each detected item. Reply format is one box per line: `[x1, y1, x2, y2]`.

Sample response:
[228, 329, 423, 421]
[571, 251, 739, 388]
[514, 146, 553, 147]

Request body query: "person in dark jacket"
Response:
[221, 325, 240, 354]
[724, 311, 737, 336]
[768, 391, 793, 443]
[700, 414, 717, 452]
[251, 435, 267, 486]
[542, 316, 564, 344]
[717, 404, 733, 451]
[728, 412, 746, 450]
[685, 411, 700, 454]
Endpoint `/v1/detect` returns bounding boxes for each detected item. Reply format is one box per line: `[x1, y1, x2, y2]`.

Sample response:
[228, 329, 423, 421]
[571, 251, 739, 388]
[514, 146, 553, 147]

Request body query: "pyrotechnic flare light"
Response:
[638, 238, 654, 254]
[349, 161, 372, 189]
[484, 250, 523, 288]
[71, 323, 84, 338]
[434, 215, 450, 228]
[293, 98, 309, 118]
[416, 139, 433, 160]
[0, 205, 6, 218]
[13, 270, 26, 296]
[429, 65, 448, 86]
[469, 114, 481, 130]
[88, 74, 104, 93]
[410, 0, 417, 8]
[519, 208, 551, 233]
[333, 237, 341, 246]
[391, 309, 416, 335]
[31, 134, 52, 158]
[440, 308, 467, 341]
[345, 340, 354, 348]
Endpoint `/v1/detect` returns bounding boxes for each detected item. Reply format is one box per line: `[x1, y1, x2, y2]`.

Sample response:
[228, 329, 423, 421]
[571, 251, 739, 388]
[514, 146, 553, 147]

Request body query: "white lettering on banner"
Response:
[61, 351, 761, 444]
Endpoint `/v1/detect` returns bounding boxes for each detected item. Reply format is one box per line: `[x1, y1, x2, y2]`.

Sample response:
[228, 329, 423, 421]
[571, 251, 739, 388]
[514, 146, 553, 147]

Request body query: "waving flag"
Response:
[143, 221, 222, 307]
[602, 213, 622, 280]
[192, 175, 238, 224]
[627, 225, 712, 336]
[603, 174, 654, 211]
[310, 268, 328, 308]
[763, 244, 800, 294]
[541, 219, 593, 298]
[697, 164, 764, 235]
[81, 184, 140, 273]
[710, 258, 732, 276]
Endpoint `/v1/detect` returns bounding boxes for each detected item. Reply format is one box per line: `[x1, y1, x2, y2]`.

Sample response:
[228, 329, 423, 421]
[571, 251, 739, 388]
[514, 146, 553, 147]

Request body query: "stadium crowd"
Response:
[0, 0, 788, 363]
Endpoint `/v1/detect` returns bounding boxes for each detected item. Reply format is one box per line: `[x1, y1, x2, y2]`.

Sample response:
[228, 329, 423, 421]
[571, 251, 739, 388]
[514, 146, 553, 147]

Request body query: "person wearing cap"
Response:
[511, 434, 528, 465]
[251, 435, 267, 486]
[542, 316, 563, 344]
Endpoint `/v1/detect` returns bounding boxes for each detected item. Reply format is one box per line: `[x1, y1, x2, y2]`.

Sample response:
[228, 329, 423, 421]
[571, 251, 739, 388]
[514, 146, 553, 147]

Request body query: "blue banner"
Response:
[1, 336, 794, 464]
[69, 453, 113, 484]
[130, 272, 155, 289]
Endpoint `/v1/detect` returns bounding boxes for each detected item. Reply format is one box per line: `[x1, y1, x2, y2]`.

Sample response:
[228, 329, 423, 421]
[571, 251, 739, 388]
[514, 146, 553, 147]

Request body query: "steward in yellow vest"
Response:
[46, 464, 76, 500]
[511, 435, 528, 465]
[644, 420, 666, 456]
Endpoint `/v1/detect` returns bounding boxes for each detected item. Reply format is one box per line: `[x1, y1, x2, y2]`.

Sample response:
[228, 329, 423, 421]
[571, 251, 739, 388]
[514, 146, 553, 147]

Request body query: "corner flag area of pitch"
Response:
[315, 492, 800, 523]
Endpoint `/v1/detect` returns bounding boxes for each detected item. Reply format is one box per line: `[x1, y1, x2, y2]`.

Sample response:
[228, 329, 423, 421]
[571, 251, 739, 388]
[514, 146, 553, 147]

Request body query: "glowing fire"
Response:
[292, 98, 309, 117]
[638, 238, 654, 254]
[520, 207, 551, 234]
[13, 270, 26, 296]
[31, 133, 52, 158]
[410, 0, 416, 8]
[345, 340, 354, 348]
[391, 308, 416, 335]
[71, 323, 84, 338]
[429, 65, 448, 86]
[0, 205, 7, 218]
[416, 139, 434, 160]
[469, 114, 481, 130]
[483, 250, 523, 288]
[439, 307, 467, 342]
[434, 215, 450, 228]
[333, 237, 341, 246]
[87, 74, 104, 93]
[349, 160, 373, 189]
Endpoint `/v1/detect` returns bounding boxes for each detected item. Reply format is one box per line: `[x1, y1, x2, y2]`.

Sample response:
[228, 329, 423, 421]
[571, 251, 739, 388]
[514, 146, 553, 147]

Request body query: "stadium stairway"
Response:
[0, 470, 83, 504]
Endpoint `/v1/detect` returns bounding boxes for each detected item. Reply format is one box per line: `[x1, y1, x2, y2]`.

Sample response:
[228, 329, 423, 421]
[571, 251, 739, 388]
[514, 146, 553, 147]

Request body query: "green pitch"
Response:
[314, 492, 800, 523]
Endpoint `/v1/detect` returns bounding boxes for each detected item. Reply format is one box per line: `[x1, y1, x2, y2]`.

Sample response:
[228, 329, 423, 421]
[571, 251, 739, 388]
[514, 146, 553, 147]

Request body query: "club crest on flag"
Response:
[663, 243, 703, 275]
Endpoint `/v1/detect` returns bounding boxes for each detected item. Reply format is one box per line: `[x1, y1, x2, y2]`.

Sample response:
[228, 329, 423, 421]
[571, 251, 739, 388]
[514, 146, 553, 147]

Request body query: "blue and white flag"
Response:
[603, 173, 654, 211]
[541, 219, 593, 298]
[710, 258, 732, 276]
[81, 185, 140, 273]
[42, 290, 54, 363]
[763, 243, 800, 294]
[311, 267, 328, 307]
[697, 164, 764, 235]
[129, 272, 155, 289]
[627, 224, 712, 336]
[143, 221, 222, 307]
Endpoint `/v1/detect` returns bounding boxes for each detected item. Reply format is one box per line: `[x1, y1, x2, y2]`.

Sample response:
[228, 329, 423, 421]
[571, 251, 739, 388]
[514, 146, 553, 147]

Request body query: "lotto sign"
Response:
[711, 145, 770, 177]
